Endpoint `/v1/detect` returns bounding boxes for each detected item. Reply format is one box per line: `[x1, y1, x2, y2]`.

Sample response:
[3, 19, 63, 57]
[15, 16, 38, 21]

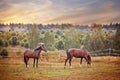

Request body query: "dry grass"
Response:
[0, 46, 120, 80]
[0, 56, 120, 80]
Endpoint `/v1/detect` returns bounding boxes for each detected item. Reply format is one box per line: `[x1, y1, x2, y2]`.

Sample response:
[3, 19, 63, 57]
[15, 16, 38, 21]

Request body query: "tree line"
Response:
[0, 25, 120, 52]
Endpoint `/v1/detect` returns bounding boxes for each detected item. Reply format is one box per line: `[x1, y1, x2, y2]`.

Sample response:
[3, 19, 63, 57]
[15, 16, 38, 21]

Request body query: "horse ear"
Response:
[38, 43, 44, 46]
[80, 45, 84, 48]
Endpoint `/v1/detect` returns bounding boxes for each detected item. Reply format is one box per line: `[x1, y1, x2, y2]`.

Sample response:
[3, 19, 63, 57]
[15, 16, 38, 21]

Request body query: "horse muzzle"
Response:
[44, 49, 47, 52]
[87, 64, 91, 68]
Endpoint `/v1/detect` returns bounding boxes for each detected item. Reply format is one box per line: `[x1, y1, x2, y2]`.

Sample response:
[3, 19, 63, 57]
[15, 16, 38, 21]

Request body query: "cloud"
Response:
[44, 0, 120, 24]
[0, 0, 53, 23]
[0, 0, 12, 11]
[0, 0, 120, 24]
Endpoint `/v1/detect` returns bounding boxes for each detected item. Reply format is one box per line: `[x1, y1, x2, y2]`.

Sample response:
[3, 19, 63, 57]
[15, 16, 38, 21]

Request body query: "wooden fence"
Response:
[0, 48, 120, 59]
[90, 48, 120, 56]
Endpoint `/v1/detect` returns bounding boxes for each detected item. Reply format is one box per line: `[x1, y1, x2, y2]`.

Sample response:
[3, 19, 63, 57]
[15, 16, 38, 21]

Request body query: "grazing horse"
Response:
[64, 47, 91, 68]
[24, 44, 47, 68]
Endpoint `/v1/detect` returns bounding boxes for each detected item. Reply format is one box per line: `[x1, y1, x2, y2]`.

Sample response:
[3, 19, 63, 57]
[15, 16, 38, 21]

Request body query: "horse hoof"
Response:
[79, 65, 82, 68]
[87, 64, 91, 68]
[70, 66, 72, 68]
[64, 66, 66, 69]
[34, 66, 37, 68]
[88, 66, 91, 68]
[26, 65, 29, 68]
[26, 67, 29, 69]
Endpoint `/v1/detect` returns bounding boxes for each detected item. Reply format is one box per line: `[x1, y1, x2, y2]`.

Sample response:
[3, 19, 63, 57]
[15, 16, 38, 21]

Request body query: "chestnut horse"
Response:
[64, 47, 91, 68]
[24, 44, 47, 68]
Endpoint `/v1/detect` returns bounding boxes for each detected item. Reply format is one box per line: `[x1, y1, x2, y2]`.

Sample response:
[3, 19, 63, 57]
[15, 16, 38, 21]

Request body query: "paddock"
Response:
[0, 56, 120, 80]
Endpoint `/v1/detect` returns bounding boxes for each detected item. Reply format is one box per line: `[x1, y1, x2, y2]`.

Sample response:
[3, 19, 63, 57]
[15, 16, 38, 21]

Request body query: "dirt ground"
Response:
[0, 56, 120, 80]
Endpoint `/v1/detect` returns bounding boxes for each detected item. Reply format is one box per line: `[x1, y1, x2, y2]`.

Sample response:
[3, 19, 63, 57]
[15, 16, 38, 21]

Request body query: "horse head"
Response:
[39, 43, 47, 52]
[87, 55, 91, 67]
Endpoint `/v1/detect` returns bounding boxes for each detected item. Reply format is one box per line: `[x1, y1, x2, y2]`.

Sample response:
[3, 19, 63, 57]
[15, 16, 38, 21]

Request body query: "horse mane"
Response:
[34, 46, 41, 51]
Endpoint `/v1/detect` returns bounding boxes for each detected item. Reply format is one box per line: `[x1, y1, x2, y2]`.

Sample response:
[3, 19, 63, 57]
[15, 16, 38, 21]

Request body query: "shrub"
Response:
[3, 41, 9, 47]
[24, 42, 29, 48]
[0, 49, 8, 58]
[55, 40, 64, 50]
[0, 38, 3, 46]
[21, 42, 24, 47]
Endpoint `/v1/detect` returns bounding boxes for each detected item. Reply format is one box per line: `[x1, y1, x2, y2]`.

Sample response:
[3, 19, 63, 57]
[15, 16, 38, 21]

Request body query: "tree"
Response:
[11, 36, 18, 46]
[0, 38, 3, 47]
[105, 30, 114, 49]
[55, 40, 64, 50]
[56, 30, 63, 36]
[86, 27, 106, 51]
[24, 42, 29, 48]
[43, 31, 55, 51]
[3, 41, 8, 47]
[27, 25, 40, 49]
[64, 28, 81, 49]
[114, 26, 120, 50]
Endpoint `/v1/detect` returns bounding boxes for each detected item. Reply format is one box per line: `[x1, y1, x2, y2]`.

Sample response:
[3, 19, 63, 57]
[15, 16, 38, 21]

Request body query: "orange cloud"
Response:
[0, 0, 120, 25]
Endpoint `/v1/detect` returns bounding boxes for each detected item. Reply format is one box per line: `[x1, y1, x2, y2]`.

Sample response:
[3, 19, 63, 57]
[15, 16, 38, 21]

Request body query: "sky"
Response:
[0, 0, 120, 25]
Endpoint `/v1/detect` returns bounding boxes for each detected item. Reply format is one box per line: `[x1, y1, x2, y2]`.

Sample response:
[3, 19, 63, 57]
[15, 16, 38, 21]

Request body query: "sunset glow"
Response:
[0, 0, 120, 25]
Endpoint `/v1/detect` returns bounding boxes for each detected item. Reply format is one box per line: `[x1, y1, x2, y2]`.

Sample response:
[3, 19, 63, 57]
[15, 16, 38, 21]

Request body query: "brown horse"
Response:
[64, 47, 91, 68]
[24, 43, 47, 68]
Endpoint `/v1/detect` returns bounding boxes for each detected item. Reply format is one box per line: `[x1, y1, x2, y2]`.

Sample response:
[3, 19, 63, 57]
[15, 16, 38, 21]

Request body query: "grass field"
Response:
[0, 56, 120, 80]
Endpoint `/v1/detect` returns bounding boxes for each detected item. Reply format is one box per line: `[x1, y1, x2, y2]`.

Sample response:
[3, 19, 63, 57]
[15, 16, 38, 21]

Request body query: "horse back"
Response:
[24, 49, 41, 58]
[68, 48, 90, 58]
[24, 50, 34, 57]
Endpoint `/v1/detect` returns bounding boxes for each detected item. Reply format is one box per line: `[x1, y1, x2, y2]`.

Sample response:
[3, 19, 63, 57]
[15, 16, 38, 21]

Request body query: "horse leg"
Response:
[24, 56, 27, 68]
[36, 59, 39, 68]
[27, 58, 29, 68]
[25, 57, 29, 68]
[24, 57, 27, 68]
[64, 57, 69, 69]
[87, 55, 91, 67]
[84, 57, 90, 68]
[33, 58, 35, 68]
[69, 58, 72, 68]
[80, 57, 83, 67]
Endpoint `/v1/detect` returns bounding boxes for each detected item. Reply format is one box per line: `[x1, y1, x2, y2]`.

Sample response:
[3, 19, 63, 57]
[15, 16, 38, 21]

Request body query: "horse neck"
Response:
[38, 49, 42, 55]
[35, 49, 42, 56]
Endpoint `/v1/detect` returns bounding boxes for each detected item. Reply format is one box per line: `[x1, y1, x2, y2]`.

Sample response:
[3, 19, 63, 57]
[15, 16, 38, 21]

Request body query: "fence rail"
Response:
[90, 48, 120, 56]
[0, 48, 120, 58]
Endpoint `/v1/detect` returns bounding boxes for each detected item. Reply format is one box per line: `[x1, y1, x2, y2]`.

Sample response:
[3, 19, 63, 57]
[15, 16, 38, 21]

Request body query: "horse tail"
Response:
[87, 55, 91, 62]
[66, 49, 71, 58]
[23, 50, 27, 64]
[24, 56, 26, 64]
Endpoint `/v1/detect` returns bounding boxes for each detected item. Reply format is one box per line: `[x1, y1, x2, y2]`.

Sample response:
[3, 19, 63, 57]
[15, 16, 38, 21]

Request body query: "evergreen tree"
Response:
[64, 28, 80, 49]
[11, 36, 18, 46]
[24, 42, 29, 48]
[86, 27, 106, 51]
[4, 41, 8, 47]
[43, 31, 55, 51]
[0, 38, 3, 47]
[55, 40, 64, 50]
[27, 25, 40, 49]
[114, 26, 120, 50]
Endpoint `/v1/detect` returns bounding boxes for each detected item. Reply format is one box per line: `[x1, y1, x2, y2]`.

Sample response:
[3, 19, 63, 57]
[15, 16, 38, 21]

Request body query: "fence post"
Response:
[109, 48, 111, 56]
